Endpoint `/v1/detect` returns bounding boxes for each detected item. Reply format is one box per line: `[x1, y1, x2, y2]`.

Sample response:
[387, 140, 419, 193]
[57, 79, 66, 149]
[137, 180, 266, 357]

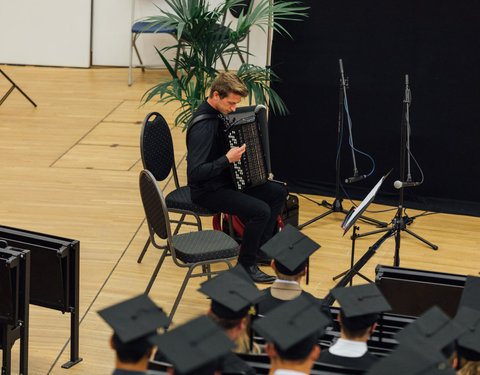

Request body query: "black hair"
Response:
[111, 333, 153, 363]
[274, 333, 318, 361]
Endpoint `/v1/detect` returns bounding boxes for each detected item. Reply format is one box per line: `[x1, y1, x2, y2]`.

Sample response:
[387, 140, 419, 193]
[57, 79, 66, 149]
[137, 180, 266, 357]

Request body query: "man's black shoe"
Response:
[256, 250, 272, 265]
[245, 264, 276, 284]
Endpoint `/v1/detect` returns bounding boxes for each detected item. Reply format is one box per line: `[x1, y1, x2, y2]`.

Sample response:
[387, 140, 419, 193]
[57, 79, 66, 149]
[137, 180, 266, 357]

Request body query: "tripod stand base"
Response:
[355, 216, 438, 250]
[298, 197, 388, 230]
[332, 268, 373, 284]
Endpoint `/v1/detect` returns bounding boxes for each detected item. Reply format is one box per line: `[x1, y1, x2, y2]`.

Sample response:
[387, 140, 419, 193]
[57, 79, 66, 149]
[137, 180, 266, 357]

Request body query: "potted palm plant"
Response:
[141, 0, 308, 129]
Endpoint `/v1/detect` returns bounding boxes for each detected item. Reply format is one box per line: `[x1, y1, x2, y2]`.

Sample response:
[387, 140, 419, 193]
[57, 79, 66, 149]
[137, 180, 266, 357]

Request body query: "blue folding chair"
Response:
[128, 0, 179, 86]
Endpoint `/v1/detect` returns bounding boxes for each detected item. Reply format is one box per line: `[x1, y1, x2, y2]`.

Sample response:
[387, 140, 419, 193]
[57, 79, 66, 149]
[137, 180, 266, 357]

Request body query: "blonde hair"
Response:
[458, 358, 480, 375]
[209, 72, 248, 99]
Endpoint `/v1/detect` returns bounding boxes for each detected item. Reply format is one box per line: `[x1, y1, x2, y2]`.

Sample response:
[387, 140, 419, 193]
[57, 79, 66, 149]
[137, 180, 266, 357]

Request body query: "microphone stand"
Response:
[355, 75, 437, 265]
[298, 59, 387, 230]
[0, 68, 37, 107]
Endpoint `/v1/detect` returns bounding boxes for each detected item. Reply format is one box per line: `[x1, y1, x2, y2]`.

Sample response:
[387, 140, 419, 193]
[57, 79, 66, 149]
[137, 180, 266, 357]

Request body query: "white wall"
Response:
[91, 0, 269, 69]
[0, 0, 92, 68]
[0, 0, 269, 69]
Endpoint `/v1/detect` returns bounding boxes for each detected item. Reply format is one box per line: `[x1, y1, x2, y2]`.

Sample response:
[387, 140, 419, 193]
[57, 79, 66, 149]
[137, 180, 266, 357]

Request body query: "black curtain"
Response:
[269, 0, 480, 217]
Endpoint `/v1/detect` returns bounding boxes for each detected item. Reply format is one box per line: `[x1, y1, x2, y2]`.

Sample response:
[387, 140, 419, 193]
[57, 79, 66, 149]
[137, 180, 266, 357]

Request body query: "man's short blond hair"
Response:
[209, 72, 248, 99]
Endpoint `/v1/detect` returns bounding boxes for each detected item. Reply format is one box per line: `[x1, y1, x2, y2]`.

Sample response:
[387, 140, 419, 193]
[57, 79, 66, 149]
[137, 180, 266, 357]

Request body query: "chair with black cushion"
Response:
[137, 111, 221, 264]
[139, 169, 239, 323]
[128, 0, 180, 86]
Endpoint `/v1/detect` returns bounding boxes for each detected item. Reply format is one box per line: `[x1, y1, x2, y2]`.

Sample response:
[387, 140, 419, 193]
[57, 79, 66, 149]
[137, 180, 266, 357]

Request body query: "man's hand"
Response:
[226, 144, 246, 163]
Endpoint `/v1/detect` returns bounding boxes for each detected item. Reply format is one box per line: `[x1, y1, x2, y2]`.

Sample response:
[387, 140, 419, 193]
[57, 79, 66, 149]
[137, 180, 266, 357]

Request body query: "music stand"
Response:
[325, 171, 395, 305]
[0, 68, 37, 107]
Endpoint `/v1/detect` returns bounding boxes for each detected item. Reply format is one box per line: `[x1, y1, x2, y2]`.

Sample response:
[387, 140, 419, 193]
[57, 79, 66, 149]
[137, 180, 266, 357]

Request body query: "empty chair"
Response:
[139, 169, 239, 323]
[128, 0, 180, 85]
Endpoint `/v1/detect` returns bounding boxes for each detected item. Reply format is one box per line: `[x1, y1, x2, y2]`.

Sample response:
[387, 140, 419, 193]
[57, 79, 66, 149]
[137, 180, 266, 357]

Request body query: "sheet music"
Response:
[342, 176, 385, 233]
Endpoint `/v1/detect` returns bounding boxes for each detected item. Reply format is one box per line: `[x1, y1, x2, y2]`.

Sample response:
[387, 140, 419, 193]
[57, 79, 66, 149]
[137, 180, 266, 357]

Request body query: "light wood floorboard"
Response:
[0, 65, 479, 375]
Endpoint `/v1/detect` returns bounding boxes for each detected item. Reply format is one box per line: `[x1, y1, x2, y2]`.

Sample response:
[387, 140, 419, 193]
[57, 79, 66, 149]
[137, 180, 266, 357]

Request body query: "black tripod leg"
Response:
[355, 227, 390, 239]
[0, 69, 37, 107]
[357, 214, 388, 227]
[332, 268, 349, 281]
[403, 228, 438, 250]
[298, 209, 335, 230]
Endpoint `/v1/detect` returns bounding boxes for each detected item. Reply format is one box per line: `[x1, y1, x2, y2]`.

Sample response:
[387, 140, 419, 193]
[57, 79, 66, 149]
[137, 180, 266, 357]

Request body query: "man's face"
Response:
[211, 91, 243, 114]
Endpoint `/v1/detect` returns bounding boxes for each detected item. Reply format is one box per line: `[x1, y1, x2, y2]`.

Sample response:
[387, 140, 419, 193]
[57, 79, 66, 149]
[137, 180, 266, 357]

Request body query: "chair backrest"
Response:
[140, 112, 175, 182]
[139, 169, 172, 241]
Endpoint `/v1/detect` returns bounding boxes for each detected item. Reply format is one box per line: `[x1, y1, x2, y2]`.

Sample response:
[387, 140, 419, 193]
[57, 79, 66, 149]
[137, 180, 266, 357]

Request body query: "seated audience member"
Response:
[253, 295, 330, 375]
[150, 315, 235, 375]
[395, 305, 467, 360]
[395, 275, 480, 371]
[256, 224, 321, 315]
[97, 294, 169, 375]
[454, 275, 480, 375]
[199, 266, 266, 373]
[318, 284, 391, 371]
[366, 343, 457, 375]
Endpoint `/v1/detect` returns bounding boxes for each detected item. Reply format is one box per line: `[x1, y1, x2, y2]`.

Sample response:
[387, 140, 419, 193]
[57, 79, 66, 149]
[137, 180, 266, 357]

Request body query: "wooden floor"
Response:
[1, 65, 479, 375]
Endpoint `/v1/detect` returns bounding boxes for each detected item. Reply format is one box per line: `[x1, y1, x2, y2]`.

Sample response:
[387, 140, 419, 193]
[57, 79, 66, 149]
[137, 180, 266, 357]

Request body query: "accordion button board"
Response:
[221, 111, 268, 191]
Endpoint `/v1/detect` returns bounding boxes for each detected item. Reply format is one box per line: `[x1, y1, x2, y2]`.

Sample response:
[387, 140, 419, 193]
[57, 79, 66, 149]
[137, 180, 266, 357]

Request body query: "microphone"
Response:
[345, 175, 366, 184]
[394, 180, 422, 189]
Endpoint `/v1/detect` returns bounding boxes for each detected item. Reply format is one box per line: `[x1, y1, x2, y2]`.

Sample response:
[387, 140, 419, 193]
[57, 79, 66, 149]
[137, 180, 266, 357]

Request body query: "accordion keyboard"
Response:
[226, 119, 268, 191]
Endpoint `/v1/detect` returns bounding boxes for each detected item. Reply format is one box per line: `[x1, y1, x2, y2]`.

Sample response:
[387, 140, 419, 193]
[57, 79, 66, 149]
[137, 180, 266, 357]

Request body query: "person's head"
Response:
[110, 333, 154, 364]
[151, 315, 235, 375]
[253, 295, 329, 373]
[338, 310, 378, 340]
[261, 224, 320, 283]
[97, 294, 169, 372]
[271, 259, 306, 282]
[265, 334, 320, 372]
[199, 265, 263, 340]
[207, 72, 248, 114]
[331, 283, 391, 342]
[207, 309, 247, 340]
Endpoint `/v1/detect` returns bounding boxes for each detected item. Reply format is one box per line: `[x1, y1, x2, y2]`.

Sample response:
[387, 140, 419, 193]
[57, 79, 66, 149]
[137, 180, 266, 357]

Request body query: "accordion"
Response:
[220, 105, 271, 191]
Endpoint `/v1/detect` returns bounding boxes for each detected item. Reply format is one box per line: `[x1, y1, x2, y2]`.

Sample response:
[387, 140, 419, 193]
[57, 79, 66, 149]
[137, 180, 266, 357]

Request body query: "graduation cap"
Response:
[252, 294, 329, 360]
[260, 224, 320, 276]
[98, 294, 169, 344]
[150, 315, 235, 375]
[331, 284, 391, 331]
[366, 344, 456, 375]
[455, 305, 480, 361]
[198, 266, 265, 319]
[459, 275, 480, 313]
[395, 305, 466, 355]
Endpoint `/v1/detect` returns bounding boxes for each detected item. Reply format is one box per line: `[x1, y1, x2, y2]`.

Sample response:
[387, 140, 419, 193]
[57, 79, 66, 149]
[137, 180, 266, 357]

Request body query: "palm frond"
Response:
[141, 0, 307, 127]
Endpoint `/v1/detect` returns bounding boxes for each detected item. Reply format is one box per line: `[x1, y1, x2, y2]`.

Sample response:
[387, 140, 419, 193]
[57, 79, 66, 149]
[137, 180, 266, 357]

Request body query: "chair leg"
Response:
[172, 213, 186, 235]
[128, 34, 134, 86]
[234, 43, 246, 64]
[132, 36, 145, 73]
[137, 237, 151, 263]
[219, 55, 228, 70]
[202, 264, 212, 280]
[168, 266, 195, 324]
[145, 249, 168, 294]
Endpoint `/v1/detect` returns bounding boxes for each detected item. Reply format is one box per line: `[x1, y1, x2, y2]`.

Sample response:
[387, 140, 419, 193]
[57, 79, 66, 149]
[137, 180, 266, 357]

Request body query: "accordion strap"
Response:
[186, 113, 219, 146]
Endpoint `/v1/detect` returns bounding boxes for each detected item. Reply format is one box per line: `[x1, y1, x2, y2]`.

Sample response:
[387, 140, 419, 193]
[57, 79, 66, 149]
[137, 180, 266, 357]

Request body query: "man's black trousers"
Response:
[193, 181, 287, 267]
